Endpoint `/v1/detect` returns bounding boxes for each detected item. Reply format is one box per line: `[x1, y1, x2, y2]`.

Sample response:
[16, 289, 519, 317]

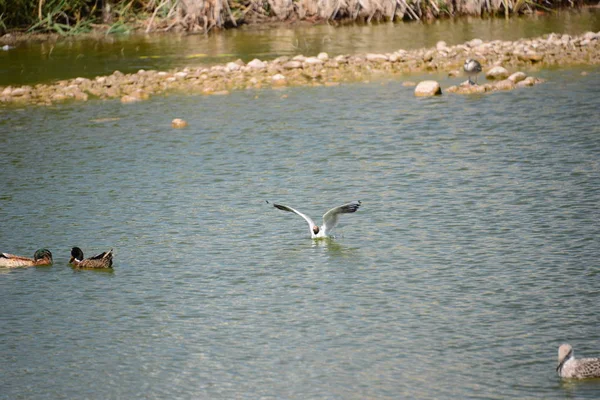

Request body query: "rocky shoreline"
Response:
[1, 31, 599, 106]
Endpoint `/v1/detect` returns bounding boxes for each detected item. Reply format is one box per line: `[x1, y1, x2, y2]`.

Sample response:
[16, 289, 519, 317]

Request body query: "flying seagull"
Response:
[464, 58, 482, 85]
[268, 200, 361, 238]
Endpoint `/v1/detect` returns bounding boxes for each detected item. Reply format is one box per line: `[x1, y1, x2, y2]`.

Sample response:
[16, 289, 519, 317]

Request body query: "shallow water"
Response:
[1, 67, 600, 398]
[1, 9, 600, 86]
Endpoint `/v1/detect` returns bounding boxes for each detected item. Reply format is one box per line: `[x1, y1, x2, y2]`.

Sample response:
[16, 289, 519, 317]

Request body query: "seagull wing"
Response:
[322, 200, 361, 234]
[271, 203, 317, 232]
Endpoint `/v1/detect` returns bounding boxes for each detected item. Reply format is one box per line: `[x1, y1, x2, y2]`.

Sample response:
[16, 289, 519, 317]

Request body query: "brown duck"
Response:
[69, 247, 113, 269]
[0, 249, 53, 268]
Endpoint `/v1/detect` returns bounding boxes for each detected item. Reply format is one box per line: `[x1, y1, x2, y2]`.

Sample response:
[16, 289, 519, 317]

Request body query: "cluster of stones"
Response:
[414, 67, 544, 96]
[0, 31, 598, 106]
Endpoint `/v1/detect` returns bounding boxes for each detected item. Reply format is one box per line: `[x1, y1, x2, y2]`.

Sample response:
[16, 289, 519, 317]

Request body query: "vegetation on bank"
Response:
[0, 0, 589, 36]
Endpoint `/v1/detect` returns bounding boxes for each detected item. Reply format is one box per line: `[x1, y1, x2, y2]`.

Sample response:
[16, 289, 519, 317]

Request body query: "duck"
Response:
[69, 247, 113, 269]
[464, 58, 482, 85]
[557, 344, 600, 379]
[0, 249, 53, 268]
[268, 200, 361, 238]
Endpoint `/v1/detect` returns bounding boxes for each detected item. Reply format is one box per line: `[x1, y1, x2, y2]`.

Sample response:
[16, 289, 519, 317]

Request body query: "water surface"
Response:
[1, 67, 600, 398]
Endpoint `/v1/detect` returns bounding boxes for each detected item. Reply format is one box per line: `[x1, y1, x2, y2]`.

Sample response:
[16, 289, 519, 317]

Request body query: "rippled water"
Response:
[1, 68, 600, 399]
[1, 9, 599, 86]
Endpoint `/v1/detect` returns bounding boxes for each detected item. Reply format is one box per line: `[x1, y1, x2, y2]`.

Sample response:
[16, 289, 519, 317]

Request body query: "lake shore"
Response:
[1, 30, 598, 106]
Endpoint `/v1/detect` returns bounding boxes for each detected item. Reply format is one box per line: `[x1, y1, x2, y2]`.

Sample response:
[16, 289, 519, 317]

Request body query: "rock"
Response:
[130, 89, 149, 100]
[272, 74, 286, 85]
[448, 85, 486, 95]
[508, 71, 527, 83]
[583, 31, 598, 41]
[516, 76, 537, 87]
[10, 87, 30, 96]
[304, 57, 323, 65]
[436, 41, 448, 51]
[174, 71, 188, 79]
[51, 93, 68, 101]
[366, 53, 388, 62]
[467, 38, 484, 48]
[121, 95, 141, 103]
[226, 62, 240, 72]
[517, 52, 544, 63]
[247, 59, 267, 69]
[423, 50, 435, 62]
[414, 80, 442, 97]
[486, 66, 509, 80]
[283, 61, 302, 69]
[171, 118, 188, 128]
[317, 52, 329, 61]
[494, 79, 515, 90]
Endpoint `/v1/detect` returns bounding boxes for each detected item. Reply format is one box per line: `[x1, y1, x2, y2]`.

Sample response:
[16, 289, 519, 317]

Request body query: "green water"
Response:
[0, 9, 599, 86]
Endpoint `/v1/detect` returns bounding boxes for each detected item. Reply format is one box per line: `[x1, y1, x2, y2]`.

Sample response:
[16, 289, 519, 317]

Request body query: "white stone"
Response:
[467, 38, 484, 48]
[304, 57, 323, 65]
[283, 61, 302, 69]
[366, 53, 389, 62]
[414, 81, 442, 97]
[508, 71, 527, 83]
[272, 74, 286, 82]
[247, 59, 267, 69]
[486, 66, 509, 80]
[317, 52, 329, 61]
[226, 62, 240, 72]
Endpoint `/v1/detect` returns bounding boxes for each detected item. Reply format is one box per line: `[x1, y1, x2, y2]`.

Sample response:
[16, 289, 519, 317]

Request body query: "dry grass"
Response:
[0, 0, 584, 35]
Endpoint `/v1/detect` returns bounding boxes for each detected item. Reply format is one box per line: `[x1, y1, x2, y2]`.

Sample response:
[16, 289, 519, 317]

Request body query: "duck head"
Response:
[34, 249, 53, 263]
[70, 247, 84, 263]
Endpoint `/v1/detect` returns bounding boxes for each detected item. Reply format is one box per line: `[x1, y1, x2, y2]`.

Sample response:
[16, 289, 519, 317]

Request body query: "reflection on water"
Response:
[0, 9, 599, 86]
[0, 68, 599, 399]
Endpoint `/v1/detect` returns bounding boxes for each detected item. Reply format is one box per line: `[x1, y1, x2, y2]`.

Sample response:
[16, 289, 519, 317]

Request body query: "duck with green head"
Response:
[0, 249, 53, 268]
[69, 247, 113, 269]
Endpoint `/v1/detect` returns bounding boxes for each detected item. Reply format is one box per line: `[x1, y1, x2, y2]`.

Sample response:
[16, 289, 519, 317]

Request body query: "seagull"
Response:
[464, 58, 482, 85]
[268, 200, 361, 238]
[557, 344, 600, 379]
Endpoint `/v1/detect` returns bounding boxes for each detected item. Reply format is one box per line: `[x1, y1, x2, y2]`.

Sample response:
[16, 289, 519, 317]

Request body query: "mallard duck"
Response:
[69, 247, 113, 269]
[0, 249, 53, 268]
[557, 344, 600, 379]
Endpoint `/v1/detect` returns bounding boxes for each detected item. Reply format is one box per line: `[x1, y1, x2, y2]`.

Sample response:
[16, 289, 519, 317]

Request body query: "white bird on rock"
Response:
[557, 344, 600, 379]
[464, 58, 482, 85]
[268, 200, 361, 238]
